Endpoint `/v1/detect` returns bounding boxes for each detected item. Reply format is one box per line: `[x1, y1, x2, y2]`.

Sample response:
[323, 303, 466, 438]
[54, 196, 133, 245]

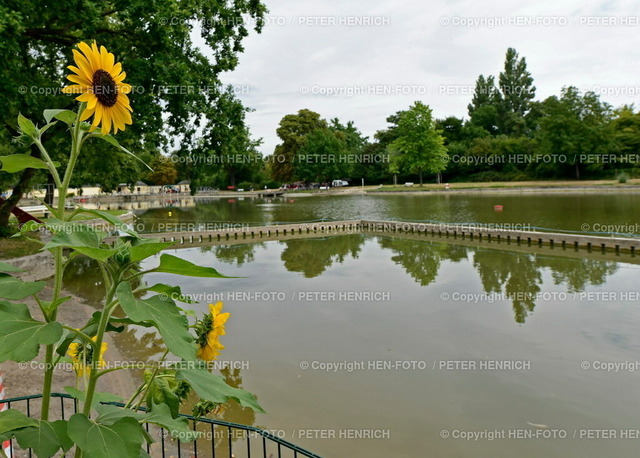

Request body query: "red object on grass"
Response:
[0, 196, 44, 225]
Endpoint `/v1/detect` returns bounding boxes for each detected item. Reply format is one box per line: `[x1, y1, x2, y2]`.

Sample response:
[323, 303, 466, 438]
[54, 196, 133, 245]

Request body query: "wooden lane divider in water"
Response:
[108, 219, 639, 256]
[360, 220, 639, 255]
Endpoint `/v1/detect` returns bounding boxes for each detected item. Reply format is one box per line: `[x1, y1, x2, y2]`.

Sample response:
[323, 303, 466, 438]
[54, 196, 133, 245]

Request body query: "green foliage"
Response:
[176, 366, 265, 413]
[116, 282, 197, 361]
[0, 301, 62, 362]
[148, 253, 228, 277]
[271, 109, 327, 182]
[14, 420, 73, 458]
[68, 414, 145, 458]
[0, 154, 59, 173]
[147, 156, 178, 185]
[389, 101, 448, 185]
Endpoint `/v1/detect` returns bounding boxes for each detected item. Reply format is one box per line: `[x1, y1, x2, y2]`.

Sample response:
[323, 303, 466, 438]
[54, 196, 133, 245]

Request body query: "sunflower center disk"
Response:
[92, 69, 118, 107]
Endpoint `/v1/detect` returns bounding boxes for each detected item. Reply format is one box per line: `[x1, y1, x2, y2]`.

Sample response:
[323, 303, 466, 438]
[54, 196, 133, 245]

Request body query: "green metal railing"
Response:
[0, 393, 322, 458]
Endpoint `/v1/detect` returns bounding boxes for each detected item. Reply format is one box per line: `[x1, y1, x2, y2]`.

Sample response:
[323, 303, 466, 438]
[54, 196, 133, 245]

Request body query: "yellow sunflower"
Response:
[67, 336, 108, 377]
[195, 302, 230, 361]
[62, 41, 132, 135]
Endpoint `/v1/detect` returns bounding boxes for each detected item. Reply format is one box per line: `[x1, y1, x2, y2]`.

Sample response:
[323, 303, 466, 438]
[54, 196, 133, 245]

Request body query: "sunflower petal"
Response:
[77, 92, 94, 103]
[67, 74, 91, 86]
[78, 42, 99, 73]
[100, 46, 115, 72]
[101, 110, 112, 135]
[72, 48, 93, 77]
[80, 106, 95, 122]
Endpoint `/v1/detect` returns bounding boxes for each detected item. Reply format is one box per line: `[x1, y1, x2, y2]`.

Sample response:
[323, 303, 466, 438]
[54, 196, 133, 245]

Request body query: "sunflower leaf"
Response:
[148, 254, 229, 278]
[0, 261, 23, 273]
[39, 121, 58, 136]
[0, 154, 59, 173]
[17, 113, 38, 138]
[129, 239, 174, 263]
[14, 419, 73, 458]
[0, 409, 39, 436]
[68, 413, 145, 458]
[175, 366, 265, 413]
[115, 282, 196, 361]
[0, 274, 46, 300]
[91, 134, 152, 171]
[0, 301, 63, 362]
[43, 109, 76, 126]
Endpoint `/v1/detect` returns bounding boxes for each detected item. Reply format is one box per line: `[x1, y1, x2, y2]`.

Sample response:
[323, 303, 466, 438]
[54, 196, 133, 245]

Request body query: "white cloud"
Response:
[204, 0, 640, 155]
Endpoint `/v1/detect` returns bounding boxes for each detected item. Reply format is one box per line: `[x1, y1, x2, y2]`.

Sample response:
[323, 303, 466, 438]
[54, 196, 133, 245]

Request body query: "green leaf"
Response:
[92, 134, 152, 171]
[43, 225, 117, 261]
[43, 109, 76, 126]
[68, 413, 144, 458]
[75, 208, 138, 237]
[115, 282, 196, 360]
[0, 301, 63, 362]
[141, 404, 198, 441]
[144, 283, 196, 303]
[0, 409, 38, 436]
[0, 261, 23, 273]
[18, 113, 38, 138]
[176, 367, 265, 413]
[0, 274, 46, 300]
[129, 239, 174, 263]
[144, 373, 182, 418]
[149, 254, 229, 278]
[14, 420, 73, 457]
[39, 121, 58, 136]
[96, 404, 199, 442]
[0, 154, 59, 173]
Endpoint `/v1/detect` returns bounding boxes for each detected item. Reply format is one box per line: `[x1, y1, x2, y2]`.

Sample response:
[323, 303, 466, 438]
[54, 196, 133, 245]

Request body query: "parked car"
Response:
[331, 180, 349, 187]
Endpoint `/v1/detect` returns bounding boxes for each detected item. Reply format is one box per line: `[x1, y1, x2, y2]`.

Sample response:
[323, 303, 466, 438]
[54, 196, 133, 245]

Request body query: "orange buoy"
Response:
[494, 205, 503, 211]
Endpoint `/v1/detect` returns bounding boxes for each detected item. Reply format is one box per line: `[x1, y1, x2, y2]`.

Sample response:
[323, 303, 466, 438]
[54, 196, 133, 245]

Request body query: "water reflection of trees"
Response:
[280, 235, 364, 278]
[200, 243, 265, 266]
[376, 239, 619, 323]
[379, 238, 467, 286]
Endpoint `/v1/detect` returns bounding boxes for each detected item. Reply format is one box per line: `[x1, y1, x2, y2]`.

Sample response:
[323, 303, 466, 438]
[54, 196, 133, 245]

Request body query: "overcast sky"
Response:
[210, 0, 640, 155]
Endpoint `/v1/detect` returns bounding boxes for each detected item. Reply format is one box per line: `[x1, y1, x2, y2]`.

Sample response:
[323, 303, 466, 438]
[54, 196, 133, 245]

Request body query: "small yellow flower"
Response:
[67, 336, 108, 377]
[62, 41, 132, 135]
[195, 302, 230, 362]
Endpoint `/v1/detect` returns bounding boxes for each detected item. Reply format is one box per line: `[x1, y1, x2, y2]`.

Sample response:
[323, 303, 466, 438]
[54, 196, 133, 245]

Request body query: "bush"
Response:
[617, 172, 629, 183]
[237, 181, 254, 190]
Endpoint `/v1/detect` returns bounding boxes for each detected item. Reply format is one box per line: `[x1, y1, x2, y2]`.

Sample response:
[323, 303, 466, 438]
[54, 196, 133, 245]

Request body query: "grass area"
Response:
[368, 179, 640, 192]
[0, 233, 43, 259]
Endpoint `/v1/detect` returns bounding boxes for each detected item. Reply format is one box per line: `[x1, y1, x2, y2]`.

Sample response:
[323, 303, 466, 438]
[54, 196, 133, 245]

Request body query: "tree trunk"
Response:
[575, 161, 580, 180]
[0, 165, 37, 235]
[419, 171, 423, 187]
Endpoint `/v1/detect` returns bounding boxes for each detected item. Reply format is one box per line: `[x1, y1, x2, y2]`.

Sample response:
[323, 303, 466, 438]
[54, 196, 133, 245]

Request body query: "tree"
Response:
[147, 156, 178, 185]
[270, 109, 326, 183]
[294, 128, 347, 182]
[497, 48, 536, 135]
[610, 105, 640, 175]
[388, 101, 448, 185]
[535, 87, 613, 179]
[176, 89, 263, 191]
[0, 0, 267, 232]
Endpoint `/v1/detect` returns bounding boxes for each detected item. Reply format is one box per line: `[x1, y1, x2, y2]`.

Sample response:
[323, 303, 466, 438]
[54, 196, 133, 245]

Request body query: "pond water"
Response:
[133, 192, 640, 235]
[66, 193, 640, 457]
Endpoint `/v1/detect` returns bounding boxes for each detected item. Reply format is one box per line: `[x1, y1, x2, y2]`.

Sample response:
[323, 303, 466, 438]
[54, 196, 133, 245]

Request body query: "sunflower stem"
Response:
[132, 349, 170, 413]
[41, 102, 87, 421]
